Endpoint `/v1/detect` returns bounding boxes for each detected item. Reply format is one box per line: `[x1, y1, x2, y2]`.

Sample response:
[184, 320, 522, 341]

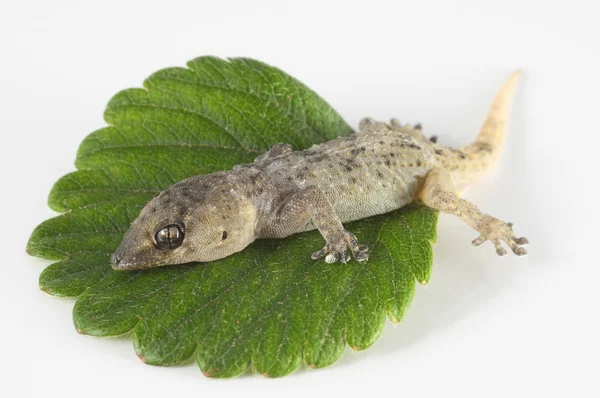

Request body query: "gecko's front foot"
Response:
[311, 231, 369, 264]
[472, 217, 529, 256]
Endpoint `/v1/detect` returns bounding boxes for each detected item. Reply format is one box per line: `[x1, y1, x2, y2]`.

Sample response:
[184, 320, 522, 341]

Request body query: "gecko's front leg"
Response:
[256, 186, 369, 263]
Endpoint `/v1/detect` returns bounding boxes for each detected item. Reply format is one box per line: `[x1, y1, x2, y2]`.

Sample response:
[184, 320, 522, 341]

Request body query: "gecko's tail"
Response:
[452, 71, 521, 184]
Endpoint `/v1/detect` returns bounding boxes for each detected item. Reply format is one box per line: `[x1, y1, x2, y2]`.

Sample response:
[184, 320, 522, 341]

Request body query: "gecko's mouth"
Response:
[110, 252, 152, 271]
[110, 248, 189, 271]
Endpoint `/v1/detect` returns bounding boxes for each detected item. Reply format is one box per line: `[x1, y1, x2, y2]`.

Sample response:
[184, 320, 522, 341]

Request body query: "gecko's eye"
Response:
[155, 224, 184, 250]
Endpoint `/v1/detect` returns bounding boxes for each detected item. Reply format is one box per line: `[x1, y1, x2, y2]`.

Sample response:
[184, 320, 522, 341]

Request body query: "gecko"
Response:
[111, 72, 528, 270]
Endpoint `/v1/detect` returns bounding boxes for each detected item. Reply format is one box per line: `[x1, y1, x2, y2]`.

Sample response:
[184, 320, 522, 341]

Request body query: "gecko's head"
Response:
[111, 175, 257, 270]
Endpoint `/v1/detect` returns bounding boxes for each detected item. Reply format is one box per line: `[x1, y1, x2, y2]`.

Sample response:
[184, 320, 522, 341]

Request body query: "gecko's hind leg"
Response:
[420, 168, 528, 256]
[256, 186, 369, 263]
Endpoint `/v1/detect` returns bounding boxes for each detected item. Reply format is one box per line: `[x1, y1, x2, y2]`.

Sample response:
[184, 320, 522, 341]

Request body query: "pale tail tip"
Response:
[493, 69, 523, 105]
[506, 69, 523, 87]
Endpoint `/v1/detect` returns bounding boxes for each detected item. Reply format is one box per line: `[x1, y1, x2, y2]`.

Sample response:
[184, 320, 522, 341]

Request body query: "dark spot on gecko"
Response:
[360, 147, 366, 152]
[377, 171, 384, 179]
[409, 144, 421, 150]
[286, 176, 293, 181]
[435, 149, 444, 155]
[350, 177, 357, 184]
[429, 136, 438, 143]
[415, 123, 422, 130]
[344, 165, 352, 172]
[389, 152, 395, 157]
[481, 144, 493, 153]
[416, 160, 422, 167]
[385, 160, 391, 167]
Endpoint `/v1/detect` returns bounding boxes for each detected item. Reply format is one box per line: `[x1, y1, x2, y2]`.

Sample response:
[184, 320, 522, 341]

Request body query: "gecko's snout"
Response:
[110, 250, 133, 270]
[110, 252, 122, 270]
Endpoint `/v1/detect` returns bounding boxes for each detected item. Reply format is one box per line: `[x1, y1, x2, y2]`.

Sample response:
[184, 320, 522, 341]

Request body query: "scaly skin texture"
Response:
[111, 72, 528, 270]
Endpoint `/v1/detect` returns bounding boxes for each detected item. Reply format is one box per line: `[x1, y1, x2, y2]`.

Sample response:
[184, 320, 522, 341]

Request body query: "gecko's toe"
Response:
[514, 237, 529, 246]
[351, 244, 369, 262]
[313, 247, 349, 264]
[339, 251, 351, 263]
[492, 239, 508, 256]
[512, 246, 528, 256]
[311, 248, 327, 260]
[472, 235, 486, 246]
[354, 251, 369, 262]
[325, 253, 338, 264]
[507, 239, 524, 255]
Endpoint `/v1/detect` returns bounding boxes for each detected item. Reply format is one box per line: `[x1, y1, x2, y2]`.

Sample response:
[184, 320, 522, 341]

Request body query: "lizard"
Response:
[111, 71, 528, 270]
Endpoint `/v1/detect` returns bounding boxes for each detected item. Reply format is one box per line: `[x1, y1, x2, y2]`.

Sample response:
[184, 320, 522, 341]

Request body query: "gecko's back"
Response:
[260, 126, 437, 225]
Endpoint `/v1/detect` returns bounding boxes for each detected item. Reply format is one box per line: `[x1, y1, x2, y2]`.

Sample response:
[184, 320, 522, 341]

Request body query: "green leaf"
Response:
[27, 56, 438, 378]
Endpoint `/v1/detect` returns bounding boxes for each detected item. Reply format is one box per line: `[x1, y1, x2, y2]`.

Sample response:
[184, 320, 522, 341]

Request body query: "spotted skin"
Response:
[111, 72, 527, 270]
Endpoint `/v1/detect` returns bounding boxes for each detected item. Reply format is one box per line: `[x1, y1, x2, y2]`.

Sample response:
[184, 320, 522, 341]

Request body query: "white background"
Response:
[1, 0, 598, 397]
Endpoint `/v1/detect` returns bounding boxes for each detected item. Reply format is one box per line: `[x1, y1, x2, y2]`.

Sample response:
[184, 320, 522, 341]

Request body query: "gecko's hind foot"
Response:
[472, 217, 529, 256]
[311, 231, 369, 264]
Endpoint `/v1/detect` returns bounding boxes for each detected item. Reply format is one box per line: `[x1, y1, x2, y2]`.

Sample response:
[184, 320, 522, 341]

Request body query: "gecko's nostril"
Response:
[111, 253, 122, 268]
